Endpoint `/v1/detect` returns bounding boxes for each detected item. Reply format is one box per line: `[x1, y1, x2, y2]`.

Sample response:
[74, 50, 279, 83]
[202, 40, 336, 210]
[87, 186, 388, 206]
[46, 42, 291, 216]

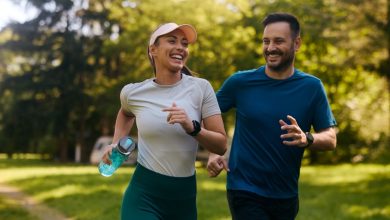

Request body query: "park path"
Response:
[0, 183, 72, 220]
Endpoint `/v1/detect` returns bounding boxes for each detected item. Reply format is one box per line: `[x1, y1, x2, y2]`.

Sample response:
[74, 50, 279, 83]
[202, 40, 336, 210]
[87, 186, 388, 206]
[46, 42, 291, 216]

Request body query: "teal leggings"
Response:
[121, 164, 197, 220]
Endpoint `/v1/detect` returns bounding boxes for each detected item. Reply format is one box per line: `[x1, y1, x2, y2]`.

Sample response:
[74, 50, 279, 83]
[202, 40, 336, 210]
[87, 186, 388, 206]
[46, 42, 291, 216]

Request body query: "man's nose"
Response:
[267, 42, 277, 51]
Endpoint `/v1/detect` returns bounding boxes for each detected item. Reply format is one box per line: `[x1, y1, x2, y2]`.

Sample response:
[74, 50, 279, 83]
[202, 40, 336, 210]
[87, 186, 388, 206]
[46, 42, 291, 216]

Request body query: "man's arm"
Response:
[307, 127, 337, 151]
[280, 115, 337, 151]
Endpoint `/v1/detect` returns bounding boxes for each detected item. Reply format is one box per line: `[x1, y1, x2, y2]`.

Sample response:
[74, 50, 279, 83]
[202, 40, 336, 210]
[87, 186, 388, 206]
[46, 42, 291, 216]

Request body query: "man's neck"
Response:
[265, 65, 295, 80]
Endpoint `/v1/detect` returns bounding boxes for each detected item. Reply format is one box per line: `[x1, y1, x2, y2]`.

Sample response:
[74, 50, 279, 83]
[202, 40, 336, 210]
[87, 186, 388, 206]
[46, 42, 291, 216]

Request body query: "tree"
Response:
[0, 0, 121, 161]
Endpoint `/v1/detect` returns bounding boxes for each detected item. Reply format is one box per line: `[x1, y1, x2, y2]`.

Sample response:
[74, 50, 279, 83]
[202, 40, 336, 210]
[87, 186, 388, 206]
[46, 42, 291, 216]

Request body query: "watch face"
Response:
[188, 120, 201, 136]
[306, 132, 314, 145]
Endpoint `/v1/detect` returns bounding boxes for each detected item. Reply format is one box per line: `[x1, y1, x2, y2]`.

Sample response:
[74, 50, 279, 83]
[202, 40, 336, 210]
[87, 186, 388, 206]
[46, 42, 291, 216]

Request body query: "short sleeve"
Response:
[120, 84, 133, 114]
[201, 80, 221, 119]
[313, 82, 337, 131]
[216, 74, 238, 112]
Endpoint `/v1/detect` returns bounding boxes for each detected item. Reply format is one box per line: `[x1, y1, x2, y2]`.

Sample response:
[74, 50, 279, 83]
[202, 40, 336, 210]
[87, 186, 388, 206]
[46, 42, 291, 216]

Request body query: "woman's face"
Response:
[150, 29, 189, 73]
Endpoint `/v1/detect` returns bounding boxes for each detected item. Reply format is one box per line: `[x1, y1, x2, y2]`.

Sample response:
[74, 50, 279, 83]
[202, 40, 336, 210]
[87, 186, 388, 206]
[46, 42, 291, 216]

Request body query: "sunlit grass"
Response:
[0, 159, 389, 220]
[298, 164, 390, 220]
[0, 195, 39, 220]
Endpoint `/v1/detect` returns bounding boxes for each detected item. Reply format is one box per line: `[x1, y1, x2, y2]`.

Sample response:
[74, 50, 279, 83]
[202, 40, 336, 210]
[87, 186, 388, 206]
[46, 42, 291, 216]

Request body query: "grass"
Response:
[0, 158, 389, 220]
[0, 195, 39, 220]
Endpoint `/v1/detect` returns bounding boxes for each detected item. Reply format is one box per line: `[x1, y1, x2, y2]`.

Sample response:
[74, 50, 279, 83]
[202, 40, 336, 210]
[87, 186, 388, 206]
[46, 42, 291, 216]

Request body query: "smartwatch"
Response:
[187, 120, 201, 136]
[304, 132, 314, 148]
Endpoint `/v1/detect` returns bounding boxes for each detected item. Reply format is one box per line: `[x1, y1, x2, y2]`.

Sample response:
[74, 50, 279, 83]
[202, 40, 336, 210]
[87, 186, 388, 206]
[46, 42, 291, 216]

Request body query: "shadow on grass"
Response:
[298, 173, 390, 220]
[7, 169, 231, 220]
[0, 158, 88, 168]
[8, 172, 131, 220]
[4, 160, 389, 220]
[0, 195, 40, 220]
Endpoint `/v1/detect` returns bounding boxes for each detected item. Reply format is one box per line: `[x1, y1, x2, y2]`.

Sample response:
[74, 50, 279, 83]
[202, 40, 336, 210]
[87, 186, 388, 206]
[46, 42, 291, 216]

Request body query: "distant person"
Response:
[207, 13, 337, 220]
[101, 22, 227, 220]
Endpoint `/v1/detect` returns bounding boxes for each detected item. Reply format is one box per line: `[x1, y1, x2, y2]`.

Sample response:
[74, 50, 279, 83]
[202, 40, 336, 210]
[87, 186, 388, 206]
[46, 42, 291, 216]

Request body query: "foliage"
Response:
[0, 0, 388, 163]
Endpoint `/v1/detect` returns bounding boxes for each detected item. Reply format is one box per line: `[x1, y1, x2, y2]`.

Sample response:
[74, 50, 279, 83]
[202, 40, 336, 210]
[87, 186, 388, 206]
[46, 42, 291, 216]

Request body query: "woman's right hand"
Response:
[101, 144, 116, 165]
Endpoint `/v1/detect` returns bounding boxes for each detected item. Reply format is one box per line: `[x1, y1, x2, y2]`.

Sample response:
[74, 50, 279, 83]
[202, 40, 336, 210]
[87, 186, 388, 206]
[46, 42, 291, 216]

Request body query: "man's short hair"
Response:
[262, 13, 300, 39]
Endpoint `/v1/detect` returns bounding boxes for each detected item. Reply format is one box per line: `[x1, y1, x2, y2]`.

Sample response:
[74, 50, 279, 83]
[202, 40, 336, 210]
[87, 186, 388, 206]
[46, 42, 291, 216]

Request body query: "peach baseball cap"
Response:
[149, 23, 197, 46]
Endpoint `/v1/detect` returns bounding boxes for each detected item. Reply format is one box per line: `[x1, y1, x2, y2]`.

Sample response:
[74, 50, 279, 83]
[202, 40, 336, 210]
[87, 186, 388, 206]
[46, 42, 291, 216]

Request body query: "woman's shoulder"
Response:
[120, 78, 153, 97]
[123, 78, 153, 89]
[185, 74, 212, 86]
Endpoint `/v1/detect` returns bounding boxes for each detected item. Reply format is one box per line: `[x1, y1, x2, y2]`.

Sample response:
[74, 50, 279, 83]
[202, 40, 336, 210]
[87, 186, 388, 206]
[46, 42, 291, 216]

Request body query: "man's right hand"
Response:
[207, 153, 229, 177]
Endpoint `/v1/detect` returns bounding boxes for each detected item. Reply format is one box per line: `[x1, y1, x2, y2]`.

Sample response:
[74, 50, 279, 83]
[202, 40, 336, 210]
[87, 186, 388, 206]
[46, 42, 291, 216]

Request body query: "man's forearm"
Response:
[308, 127, 337, 151]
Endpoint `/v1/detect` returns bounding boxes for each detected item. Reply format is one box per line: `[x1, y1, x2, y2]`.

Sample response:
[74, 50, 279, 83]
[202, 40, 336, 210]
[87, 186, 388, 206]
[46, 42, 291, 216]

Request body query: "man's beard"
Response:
[265, 47, 295, 72]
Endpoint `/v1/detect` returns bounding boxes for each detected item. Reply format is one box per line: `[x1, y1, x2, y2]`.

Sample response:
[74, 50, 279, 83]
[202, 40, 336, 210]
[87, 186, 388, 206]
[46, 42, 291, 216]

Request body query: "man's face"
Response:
[262, 22, 299, 72]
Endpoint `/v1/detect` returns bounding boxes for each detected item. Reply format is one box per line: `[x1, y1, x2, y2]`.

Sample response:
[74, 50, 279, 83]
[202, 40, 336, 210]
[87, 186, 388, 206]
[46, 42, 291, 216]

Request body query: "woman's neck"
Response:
[154, 69, 182, 85]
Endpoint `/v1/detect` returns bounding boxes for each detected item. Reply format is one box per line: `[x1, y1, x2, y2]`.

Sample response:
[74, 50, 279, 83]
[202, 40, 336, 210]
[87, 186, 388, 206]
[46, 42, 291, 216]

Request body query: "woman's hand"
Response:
[162, 102, 194, 133]
[101, 144, 116, 165]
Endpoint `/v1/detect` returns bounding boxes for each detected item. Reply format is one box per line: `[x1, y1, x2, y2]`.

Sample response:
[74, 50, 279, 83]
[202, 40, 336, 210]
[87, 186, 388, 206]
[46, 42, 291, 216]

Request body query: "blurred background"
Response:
[0, 0, 388, 165]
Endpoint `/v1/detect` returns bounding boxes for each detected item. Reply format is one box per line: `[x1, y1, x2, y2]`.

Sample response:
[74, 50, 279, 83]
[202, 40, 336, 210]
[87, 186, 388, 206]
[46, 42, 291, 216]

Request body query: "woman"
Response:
[102, 22, 227, 220]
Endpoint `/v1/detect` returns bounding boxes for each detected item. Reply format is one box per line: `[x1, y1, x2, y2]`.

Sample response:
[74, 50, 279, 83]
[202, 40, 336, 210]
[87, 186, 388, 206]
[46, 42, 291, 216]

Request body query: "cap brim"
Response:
[149, 23, 197, 45]
[176, 24, 197, 44]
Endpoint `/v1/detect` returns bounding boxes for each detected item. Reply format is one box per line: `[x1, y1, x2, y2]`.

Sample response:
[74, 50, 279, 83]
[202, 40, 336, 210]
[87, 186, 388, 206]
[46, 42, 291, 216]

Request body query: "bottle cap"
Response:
[117, 136, 136, 155]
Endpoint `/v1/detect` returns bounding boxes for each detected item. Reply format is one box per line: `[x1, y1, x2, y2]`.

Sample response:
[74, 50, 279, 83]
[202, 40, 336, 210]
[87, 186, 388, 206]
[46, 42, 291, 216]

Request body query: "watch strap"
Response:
[188, 120, 201, 136]
[304, 132, 314, 148]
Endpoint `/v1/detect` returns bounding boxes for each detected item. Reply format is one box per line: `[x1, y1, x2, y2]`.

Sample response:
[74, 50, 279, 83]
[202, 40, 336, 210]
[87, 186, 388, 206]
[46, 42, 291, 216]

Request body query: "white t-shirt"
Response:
[120, 74, 221, 177]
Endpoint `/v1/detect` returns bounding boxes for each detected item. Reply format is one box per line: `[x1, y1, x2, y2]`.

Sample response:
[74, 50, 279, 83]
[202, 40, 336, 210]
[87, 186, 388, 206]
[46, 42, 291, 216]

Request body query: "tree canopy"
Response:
[0, 0, 388, 164]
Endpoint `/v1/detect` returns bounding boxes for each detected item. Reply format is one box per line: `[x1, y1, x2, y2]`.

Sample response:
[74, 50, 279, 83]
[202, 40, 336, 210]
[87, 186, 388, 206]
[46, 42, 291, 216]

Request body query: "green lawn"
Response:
[0, 195, 39, 220]
[0, 158, 389, 220]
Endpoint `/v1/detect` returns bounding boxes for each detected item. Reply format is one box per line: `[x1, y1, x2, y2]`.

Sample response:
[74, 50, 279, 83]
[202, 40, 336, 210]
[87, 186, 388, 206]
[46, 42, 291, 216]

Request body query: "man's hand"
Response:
[279, 115, 308, 148]
[207, 153, 229, 177]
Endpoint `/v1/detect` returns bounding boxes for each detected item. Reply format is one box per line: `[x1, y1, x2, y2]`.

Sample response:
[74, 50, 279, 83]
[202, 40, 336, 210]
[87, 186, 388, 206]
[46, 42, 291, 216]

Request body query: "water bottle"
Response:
[98, 136, 136, 177]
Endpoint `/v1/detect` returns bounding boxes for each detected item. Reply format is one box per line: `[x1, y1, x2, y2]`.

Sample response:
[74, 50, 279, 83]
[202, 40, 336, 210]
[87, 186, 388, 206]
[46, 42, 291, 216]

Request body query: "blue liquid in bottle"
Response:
[98, 136, 136, 177]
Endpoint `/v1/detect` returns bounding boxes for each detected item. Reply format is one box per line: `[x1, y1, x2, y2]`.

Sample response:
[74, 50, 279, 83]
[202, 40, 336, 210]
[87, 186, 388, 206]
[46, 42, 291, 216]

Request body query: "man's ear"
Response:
[294, 36, 301, 52]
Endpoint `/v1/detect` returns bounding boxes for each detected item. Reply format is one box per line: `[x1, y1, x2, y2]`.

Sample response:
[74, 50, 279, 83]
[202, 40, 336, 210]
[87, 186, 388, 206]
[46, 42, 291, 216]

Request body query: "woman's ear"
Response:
[149, 45, 157, 57]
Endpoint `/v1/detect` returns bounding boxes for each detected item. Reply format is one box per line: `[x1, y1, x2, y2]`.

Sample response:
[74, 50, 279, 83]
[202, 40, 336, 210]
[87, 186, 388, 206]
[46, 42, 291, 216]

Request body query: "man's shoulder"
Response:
[236, 66, 263, 75]
[294, 69, 323, 84]
[230, 66, 264, 80]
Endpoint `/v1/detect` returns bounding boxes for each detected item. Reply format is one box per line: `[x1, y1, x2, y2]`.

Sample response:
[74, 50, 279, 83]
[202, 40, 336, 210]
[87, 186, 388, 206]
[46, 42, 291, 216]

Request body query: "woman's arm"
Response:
[195, 114, 227, 156]
[163, 103, 227, 156]
[102, 108, 135, 164]
[112, 108, 136, 144]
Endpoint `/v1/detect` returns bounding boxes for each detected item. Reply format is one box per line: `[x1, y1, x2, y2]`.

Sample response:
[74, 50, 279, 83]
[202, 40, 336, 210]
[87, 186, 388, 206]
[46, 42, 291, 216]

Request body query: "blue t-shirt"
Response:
[217, 66, 336, 199]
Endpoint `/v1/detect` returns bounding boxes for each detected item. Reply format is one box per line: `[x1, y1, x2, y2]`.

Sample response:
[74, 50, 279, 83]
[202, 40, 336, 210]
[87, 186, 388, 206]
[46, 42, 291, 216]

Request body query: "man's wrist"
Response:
[304, 132, 314, 148]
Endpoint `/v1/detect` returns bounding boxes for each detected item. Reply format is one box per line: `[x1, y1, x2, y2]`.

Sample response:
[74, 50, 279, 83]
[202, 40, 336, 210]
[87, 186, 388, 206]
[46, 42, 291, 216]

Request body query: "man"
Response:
[207, 13, 337, 220]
